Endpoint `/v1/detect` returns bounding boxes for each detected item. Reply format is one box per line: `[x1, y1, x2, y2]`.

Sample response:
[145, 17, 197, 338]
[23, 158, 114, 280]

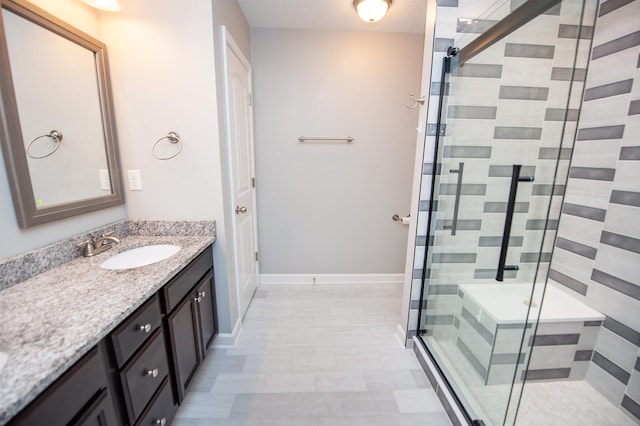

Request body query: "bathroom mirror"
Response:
[0, 0, 123, 227]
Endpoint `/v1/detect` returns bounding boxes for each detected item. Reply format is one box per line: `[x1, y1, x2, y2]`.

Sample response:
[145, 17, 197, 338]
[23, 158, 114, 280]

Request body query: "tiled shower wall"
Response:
[547, 0, 640, 421]
[407, 0, 592, 339]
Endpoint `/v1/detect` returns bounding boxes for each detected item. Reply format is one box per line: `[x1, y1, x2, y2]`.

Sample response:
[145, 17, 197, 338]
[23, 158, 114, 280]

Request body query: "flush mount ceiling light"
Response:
[82, 0, 121, 12]
[354, 0, 392, 23]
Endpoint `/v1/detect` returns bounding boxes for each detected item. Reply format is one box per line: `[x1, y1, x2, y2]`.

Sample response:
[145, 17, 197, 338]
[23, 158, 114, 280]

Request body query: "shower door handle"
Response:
[496, 165, 534, 281]
[448, 162, 464, 235]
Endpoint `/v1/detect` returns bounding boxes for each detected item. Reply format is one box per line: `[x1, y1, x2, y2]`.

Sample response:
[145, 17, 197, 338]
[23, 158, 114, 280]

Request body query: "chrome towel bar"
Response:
[298, 136, 354, 143]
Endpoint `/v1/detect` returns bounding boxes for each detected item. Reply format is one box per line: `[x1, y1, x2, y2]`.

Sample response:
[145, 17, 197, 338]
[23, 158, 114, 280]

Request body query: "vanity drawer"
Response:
[111, 295, 162, 367]
[162, 245, 213, 313]
[134, 377, 176, 426]
[9, 346, 113, 426]
[120, 329, 169, 421]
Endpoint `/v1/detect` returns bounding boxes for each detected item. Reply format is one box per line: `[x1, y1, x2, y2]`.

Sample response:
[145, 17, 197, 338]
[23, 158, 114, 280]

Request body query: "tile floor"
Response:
[173, 283, 452, 426]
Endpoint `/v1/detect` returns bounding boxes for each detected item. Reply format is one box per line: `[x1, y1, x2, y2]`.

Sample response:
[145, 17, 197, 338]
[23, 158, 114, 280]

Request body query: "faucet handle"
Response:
[100, 231, 114, 238]
[77, 240, 95, 257]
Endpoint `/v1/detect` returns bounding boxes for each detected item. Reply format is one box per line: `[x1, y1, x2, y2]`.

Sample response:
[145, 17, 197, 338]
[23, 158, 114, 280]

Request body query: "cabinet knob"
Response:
[138, 323, 152, 333]
[155, 418, 167, 426]
[199, 291, 206, 298]
[194, 296, 202, 303]
[146, 368, 159, 378]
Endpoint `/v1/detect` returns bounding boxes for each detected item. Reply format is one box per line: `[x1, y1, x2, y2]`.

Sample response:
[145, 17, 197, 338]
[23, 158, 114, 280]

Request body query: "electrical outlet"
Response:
[99, 169, 111, 191]
[127, 170, 143, 191]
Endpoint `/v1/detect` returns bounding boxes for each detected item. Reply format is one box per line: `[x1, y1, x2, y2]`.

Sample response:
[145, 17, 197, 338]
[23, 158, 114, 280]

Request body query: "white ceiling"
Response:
[237, 0, 428, 34]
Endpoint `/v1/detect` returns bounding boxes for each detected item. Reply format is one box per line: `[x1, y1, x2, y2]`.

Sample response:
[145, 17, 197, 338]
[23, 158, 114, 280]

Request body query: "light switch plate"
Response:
[127, 170, 143, 191]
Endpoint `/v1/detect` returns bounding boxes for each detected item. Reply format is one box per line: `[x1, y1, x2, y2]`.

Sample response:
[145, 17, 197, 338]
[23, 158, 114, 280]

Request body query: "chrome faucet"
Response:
[77, 231, 120, 257]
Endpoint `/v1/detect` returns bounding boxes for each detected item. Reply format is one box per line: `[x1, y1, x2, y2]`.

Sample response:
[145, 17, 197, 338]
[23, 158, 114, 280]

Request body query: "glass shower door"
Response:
[418, 0, 594, 424]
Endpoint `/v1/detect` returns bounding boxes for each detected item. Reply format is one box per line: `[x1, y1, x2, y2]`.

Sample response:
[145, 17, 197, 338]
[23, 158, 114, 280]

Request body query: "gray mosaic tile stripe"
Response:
[592, 31, 640, 60]
[530, 334, 580, 346]
[491, 353, 525, 365]
[592, 351, 631, 384]
[457, 18, 498, 34]
[636, 357, 640, 372]
[569, 167, 615, 181]
[526, 219, 559, 230]
[443, 146, 492, 158]
[461, 307, 494, 345]
[448, 105, 497, 119]
[621, 396, 640, 422]
[599, 0, 634, 16]
[427, 284, 459, 295]
[556, 236, 597, 259]
[489, 165, 536, 177]
[551, 67, 587, 81]
[494, 127, 542, 140]
[456, 63, 502, 78]
[457, 338, 488, 378]
[601, 231, 640, 254]
[562, 202, 607, 222]
[545, 108, 580, 121]
[504, 43, 555, 59]
[430, 82, 450, 95]
[424, 315, 455, 325]
[621, 147, 638, 170]
[577, 125, 625, 140]
[532, 184, 565, 196]
[437, 0, 458, 6]
[439, 183, 487, 195]
[499, 86, 549, 100]
[558, 24, 594, 39]
[498, 322, 532, 330]
[584, 79, 633, 101]
[479, 236, 523, 247]
[575, 350, 594, 361]
[591, 269, 640, 301]
[525, 368, 571, 380]
[484, 202, 529, 213]
[629, 100, 640, 115]
[585, 320, 603, 327]
[474, 269, 517, 279]
[549, 269, 588, 295]
[610, 190, 640, 207]
[539, 147, 572, 159]
[603, 316, 640, 346]
[453, 317, 460, 329]
[432, 253, 478, 263]
[520, 252, 552, 263]
[436, 219, 482, 230]
[435, 38, 454, 52]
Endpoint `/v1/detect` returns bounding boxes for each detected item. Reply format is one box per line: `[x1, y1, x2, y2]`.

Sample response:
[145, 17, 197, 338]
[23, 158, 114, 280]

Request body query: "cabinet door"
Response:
[166, 294, 201, 402]
[196, 270, 217, 355]
[72, 388, 118, 426]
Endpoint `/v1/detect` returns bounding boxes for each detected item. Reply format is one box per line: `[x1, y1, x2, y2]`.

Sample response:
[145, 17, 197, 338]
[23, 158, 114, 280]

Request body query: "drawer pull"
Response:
[138, 323, 152, 333]
[194, 296, 202, 303]
[146, 368, 159, 378]
[155, 418, 167, 426]
[199, 291, 206, 298]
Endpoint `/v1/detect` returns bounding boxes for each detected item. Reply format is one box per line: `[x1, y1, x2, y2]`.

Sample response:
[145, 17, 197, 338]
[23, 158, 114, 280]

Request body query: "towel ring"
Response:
[27, 130, 63, 159]
[152, 131, 182, 160]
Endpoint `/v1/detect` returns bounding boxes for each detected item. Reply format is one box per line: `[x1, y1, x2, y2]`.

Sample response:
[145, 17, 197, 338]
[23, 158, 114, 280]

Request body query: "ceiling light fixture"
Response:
[82, 0, 121, 12]
[353, 0, 392, 23]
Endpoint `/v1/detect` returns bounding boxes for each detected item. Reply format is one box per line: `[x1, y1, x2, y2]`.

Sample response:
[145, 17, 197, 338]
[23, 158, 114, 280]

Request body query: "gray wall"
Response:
[0, 0, 127, 260]
[548, 0, 640, 420]
[252, 29, 423, 275]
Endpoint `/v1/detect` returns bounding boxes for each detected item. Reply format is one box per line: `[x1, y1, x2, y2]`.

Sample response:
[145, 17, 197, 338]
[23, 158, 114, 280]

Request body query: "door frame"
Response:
[220, 26, 260, 320]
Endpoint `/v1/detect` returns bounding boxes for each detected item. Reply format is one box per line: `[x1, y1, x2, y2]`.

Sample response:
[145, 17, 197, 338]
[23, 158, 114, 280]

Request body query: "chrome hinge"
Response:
[251, 177, 256, 188]
[255, 252, 259, 262]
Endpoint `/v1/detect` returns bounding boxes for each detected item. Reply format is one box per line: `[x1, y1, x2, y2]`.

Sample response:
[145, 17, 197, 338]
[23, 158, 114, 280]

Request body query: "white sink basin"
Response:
[99, 244, 181, 270]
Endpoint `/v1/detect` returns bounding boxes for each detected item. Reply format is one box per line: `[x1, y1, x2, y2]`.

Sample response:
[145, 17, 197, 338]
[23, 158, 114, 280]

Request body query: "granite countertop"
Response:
[0, 234, 215, 424]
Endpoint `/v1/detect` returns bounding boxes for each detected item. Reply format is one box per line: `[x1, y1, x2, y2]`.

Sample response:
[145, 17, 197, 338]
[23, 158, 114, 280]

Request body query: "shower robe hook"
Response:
[406, 92, 425, 109]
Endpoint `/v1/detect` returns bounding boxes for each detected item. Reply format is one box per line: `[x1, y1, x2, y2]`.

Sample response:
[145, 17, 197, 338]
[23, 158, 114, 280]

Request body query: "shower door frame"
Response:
[415, 0, 572, 423]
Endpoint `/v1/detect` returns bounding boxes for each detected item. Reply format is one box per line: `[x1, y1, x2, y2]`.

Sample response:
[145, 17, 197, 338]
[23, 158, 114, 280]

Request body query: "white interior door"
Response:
[223, 28, 259, 320]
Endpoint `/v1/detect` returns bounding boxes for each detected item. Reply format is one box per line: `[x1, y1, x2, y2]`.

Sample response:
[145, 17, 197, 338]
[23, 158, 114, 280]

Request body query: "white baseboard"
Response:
[259, 273, 404, 285]
[395, 323, 408, 348]
[212, 317, 242, 348]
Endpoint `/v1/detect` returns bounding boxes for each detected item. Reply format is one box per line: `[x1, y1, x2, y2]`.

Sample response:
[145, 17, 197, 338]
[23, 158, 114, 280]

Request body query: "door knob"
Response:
[235, 206, 248, 214]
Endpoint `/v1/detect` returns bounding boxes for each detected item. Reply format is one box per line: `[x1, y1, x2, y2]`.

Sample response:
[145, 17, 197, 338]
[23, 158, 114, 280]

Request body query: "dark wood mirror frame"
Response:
[0, 0, 124, 228]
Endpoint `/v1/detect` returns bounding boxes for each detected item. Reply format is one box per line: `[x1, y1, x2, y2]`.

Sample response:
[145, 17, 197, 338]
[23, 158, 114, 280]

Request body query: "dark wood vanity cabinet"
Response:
[163, 246, 217, 403]
[8, 345, 118, 426]
[8, 245, 217, 426]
